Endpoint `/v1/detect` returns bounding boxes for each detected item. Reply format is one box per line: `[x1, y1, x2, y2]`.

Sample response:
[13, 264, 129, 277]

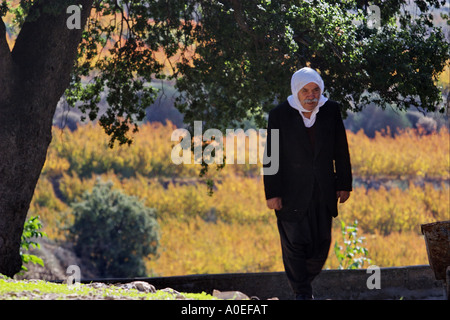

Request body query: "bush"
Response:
[69, 179, 160, 278]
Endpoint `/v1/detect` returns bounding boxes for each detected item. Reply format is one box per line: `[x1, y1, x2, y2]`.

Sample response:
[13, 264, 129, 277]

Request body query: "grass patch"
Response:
[0, 277, 216, 300]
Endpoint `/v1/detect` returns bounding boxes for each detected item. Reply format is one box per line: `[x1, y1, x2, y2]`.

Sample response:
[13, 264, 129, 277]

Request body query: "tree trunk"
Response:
[0, 0, 93, 277]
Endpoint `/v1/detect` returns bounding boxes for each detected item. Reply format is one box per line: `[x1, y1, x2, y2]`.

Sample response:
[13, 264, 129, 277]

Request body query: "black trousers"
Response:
[277, 180, 332, 297]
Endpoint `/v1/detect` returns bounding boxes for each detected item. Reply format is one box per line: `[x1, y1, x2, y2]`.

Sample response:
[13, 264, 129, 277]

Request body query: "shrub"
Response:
[69, 179, 160, 278]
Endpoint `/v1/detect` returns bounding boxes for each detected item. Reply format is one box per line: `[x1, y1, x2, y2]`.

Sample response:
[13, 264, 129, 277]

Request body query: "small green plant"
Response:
[20, 216, 47, 272]
[334, 220, 371, 269]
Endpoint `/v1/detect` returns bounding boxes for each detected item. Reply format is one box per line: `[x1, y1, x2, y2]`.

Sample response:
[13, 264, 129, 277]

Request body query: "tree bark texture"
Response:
[0, 0, 93, 277]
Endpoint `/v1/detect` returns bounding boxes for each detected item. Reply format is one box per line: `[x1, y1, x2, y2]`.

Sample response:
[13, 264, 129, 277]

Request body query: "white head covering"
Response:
[287, 67, 328, 127]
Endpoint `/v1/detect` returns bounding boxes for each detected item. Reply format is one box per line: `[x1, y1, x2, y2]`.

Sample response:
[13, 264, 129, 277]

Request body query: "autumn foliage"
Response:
[30, 122, 449, 276]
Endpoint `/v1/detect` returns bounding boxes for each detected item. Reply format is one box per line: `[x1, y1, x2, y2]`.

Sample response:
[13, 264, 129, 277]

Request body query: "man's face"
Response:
[297, 82, 321, 111]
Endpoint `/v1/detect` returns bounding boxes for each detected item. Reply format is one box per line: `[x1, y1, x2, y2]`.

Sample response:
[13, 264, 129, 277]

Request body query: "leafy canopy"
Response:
[2, 0, 449, 146]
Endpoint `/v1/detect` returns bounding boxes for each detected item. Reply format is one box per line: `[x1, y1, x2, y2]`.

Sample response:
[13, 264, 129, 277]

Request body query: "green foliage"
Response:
[4, 0, 448, 160]
[0, 0, 8, 17]
[334, 220, 371, 269]
[176, 0, 449, 135]
[69, 179, 160, 278]
[7, 0, 448, 147]
[65, 0, 195, 147]
[3, 0, 73, 29]
[20, 216, 47, 272]
[60, 0, 449, 148]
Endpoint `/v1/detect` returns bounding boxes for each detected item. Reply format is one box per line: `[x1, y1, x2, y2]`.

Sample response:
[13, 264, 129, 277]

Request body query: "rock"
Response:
[161, 287, 181, 295]
[118, 281, 156, 293]
[212, 289, 249, 300]
[15, 238, 98, 281]
[134, 281, 156, 293]
[87, 282, 108, 289]
[161, 287, 185, 299]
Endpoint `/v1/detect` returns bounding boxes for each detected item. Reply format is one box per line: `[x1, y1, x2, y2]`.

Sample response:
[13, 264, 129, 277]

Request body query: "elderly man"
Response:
[263, 67, 352, 300]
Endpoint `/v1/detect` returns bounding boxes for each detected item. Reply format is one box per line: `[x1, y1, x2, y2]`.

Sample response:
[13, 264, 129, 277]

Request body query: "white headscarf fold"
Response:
[287, 67, 328, 128]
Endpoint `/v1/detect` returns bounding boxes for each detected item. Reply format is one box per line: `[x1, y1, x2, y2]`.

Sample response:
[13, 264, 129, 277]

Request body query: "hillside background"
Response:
[14, 3, 450, 280]
[19, 86, 449, 280]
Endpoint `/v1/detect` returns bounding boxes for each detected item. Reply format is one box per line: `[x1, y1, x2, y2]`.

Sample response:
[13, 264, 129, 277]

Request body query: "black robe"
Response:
[263, 99, 353, 297]
[263, 99, 353, 221]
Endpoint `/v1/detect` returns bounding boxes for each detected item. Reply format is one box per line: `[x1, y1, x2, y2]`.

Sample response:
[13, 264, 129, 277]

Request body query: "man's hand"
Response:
[266, 197, 282, 210]
[336, 191, 351, 203]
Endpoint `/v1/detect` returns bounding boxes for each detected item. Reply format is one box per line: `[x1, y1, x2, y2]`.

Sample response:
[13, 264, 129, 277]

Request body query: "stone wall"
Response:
[97, 265, 446, 300]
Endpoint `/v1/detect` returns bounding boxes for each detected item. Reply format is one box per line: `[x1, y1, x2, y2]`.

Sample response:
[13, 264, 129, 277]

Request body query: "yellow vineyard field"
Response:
[43, 121, 450, 180]
[30, 122, 449, 276]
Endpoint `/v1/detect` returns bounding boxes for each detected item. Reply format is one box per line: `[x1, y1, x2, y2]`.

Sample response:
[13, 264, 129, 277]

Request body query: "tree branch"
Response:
[226, 0, 265, 49]
[0, 17, 13, 101]
[0, 17, 10, 57]
[228, 0, 252, 37]
[293, 34, 311, 47]
[9, 0, 94, 117]
[11, 0, 93, 85]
